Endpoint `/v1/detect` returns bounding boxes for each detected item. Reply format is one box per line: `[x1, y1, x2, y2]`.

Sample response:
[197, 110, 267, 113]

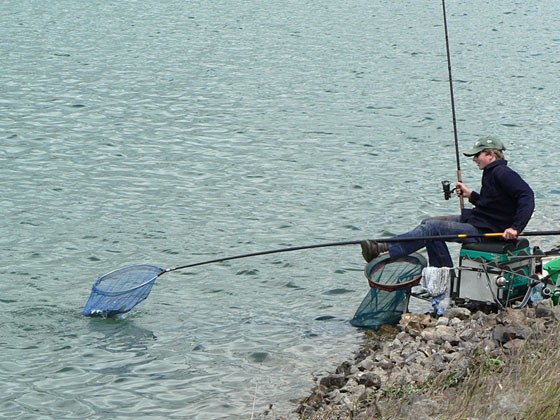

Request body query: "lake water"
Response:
[1, 0, 559, 418]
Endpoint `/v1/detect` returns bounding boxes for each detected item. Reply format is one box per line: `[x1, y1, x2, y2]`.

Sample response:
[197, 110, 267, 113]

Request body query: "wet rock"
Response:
[319, 374, 347, 389]
[295, 403, 316, 418]
[335, 360, 353, 376]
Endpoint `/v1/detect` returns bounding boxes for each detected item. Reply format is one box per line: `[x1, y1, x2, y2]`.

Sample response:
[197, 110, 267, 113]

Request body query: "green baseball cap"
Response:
[463, 135, 506, 156]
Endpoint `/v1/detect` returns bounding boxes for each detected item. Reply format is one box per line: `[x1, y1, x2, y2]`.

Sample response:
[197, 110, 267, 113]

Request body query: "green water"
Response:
[1, 0, 559, 418]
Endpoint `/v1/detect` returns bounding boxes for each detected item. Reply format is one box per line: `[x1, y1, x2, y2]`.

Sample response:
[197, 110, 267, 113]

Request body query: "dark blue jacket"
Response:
[461, 160, 535, 233]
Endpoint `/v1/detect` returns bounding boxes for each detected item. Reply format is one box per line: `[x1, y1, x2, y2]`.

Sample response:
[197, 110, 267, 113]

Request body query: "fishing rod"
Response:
[441, 0, 464, 209]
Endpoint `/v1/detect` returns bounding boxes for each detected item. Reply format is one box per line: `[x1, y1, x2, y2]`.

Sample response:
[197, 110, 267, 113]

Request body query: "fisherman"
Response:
[361, 135, 535, 268]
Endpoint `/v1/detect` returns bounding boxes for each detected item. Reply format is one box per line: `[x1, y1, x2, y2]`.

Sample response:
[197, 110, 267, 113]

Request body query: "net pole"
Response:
[166, 230, 560, 273]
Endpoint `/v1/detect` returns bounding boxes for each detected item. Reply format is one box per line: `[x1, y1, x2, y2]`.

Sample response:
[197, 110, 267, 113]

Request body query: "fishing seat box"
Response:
[451, 239, 532, 305]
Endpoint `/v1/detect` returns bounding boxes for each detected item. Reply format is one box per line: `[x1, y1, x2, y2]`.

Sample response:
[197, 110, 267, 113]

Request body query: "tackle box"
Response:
[451, 239, 533, 305]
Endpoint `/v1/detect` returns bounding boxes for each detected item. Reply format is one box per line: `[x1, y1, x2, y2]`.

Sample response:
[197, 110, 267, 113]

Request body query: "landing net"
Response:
[351, 252, 427, 329]
[82, 264, 165, 317]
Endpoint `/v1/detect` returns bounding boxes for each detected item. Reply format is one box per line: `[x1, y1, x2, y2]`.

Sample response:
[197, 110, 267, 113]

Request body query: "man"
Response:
[361, 135, 535, 268]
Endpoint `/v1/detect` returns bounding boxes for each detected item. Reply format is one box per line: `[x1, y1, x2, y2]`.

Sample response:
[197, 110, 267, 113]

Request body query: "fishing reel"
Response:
[441, 180, 456, 200]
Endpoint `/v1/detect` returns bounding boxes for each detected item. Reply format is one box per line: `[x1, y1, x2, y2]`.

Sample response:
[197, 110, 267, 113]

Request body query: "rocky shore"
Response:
[285, 300, 560, 419]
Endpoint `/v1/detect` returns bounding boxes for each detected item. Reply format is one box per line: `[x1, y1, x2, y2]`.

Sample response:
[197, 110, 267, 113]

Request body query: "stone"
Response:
[357, 372, 381, 389]
[402, 342, 419, 359]
[449, 317, 464, 328]
[421, 327, 437, 342]
[357, 357, 374, 372]
[418, 344, 433, 357]
[497, 307, 527, 325]
[411, 369, 431, 384]
[395, 331, 409, 342]
[376, 359, 394, 371]
[444, 307, 472, 320]
[551, 305, 560, 322]
[336, 360, 353, 376]
[458, 328, 476, 341]
[319, 374, 347, 389]
[492, 323, 532, 343]
[481, 338, 498, 353]
[503, 338, 526, 352]
[434, 325, 459, 344]
[441, 334, 461, 346]
[399, 313, 434, 332]
[534, 300, 555, 318]
[436, 316, 450, 326]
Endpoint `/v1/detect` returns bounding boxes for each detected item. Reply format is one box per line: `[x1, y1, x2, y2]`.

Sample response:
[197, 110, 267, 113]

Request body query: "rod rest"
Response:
[461, 238, 530, 254]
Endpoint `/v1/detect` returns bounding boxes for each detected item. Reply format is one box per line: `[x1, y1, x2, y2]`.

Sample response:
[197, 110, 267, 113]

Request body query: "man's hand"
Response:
[456, 182, 473, 199]
[503, 228, 519, 240]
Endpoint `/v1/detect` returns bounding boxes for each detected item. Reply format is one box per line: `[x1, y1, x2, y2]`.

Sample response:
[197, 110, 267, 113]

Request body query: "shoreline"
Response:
[275, 300, 560, 419]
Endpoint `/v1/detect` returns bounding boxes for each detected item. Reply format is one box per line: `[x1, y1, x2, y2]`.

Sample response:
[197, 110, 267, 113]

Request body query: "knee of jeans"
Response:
[421, 218, 440, 228]
[422, 219, 447, 235]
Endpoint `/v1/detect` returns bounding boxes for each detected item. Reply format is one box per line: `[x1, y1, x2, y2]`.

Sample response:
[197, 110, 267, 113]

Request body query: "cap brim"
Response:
[463, 150, 479, 157]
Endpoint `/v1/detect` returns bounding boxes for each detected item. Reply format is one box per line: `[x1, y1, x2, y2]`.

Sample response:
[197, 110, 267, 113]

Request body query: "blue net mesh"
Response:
[351, 252, 426, 329]
[82, 264, 165, 317]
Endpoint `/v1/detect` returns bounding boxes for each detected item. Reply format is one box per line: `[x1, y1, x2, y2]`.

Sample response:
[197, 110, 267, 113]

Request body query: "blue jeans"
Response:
[387, 215, 483, 267]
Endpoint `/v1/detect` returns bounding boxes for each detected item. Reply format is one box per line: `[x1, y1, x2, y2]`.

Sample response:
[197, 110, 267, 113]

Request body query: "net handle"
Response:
[166, 240, 361, 272]
[165, 230, 560, 274]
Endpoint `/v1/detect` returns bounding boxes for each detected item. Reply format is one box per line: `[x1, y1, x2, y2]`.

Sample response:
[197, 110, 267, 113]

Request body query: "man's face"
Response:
[472, 150, 494, 170]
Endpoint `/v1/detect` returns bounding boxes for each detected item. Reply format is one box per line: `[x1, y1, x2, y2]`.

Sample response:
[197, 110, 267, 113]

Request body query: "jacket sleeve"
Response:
[468, 191, 480, 205]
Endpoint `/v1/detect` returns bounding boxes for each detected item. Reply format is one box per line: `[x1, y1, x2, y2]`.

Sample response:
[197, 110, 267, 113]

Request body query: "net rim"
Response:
[92, 264, 165, 297]
[365, 253, 427, 291]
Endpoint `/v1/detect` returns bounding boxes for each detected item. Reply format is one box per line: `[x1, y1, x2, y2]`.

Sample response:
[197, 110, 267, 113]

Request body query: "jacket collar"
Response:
[484, 159, 508, 171]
